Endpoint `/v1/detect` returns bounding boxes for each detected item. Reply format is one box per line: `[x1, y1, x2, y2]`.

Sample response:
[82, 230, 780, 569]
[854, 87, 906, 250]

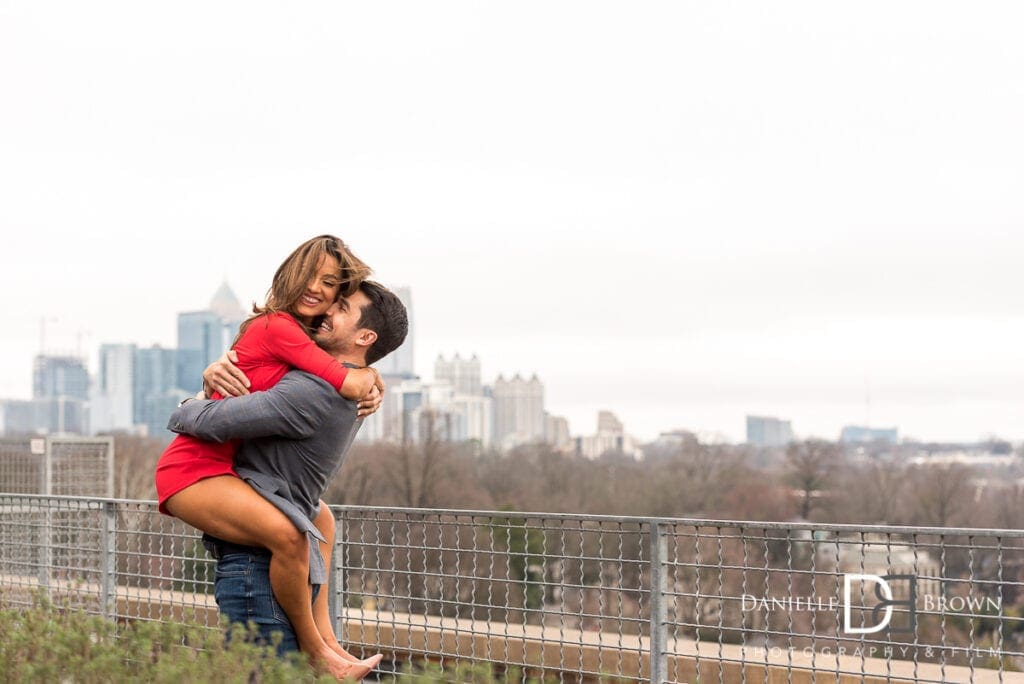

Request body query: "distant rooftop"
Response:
[208, 281, 245, 321]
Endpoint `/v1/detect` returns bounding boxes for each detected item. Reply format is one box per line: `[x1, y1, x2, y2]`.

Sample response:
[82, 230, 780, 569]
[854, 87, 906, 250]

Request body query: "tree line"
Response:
[109, 431, 1024, 529]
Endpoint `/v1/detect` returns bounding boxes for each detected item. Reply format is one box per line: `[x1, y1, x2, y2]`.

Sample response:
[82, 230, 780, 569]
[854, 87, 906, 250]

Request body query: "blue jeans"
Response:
[214, 552, 319, 657]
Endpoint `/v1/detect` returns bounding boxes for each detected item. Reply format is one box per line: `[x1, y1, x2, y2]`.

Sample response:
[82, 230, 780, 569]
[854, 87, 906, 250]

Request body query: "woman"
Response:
[155, 235, 383, 679]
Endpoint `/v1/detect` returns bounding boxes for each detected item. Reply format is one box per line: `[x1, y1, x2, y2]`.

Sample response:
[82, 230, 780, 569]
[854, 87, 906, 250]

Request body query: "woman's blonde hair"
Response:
[239, 235, 371, 338]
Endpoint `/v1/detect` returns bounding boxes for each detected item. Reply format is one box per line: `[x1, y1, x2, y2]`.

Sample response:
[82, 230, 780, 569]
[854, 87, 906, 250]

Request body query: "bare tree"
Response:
[983, 482, 1024, 530]
[830, 458, 907, 525]
[112, 435, 164, 500]
[902, 463, 973, 527]
[324, 443, 385, 505]
[785, 439, 841, 520]
[376, 410, 455, 509]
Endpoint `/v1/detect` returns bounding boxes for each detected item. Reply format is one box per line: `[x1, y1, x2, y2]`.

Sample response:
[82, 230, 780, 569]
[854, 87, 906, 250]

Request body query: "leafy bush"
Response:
[0, 595, 629, 683]
[0, 595, 333, 683]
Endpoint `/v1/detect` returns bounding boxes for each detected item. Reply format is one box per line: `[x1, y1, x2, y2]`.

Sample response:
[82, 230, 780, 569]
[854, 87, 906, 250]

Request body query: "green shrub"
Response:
[0, 595, 630, 683]
[0, 595, 334, 683]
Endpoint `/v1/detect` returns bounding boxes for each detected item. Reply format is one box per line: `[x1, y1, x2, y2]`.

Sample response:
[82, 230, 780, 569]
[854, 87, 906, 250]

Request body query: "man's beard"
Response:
[315, 334, 348, 355]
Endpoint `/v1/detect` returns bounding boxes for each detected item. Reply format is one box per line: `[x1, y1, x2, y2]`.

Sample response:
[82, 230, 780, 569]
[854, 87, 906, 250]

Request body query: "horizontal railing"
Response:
[1, 494, 1023, 683]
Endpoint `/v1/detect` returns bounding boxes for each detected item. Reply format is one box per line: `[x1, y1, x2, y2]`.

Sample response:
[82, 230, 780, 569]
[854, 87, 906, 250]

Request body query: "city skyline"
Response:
[4, 279, 1019, 446]
[2, 3, 1022, 444]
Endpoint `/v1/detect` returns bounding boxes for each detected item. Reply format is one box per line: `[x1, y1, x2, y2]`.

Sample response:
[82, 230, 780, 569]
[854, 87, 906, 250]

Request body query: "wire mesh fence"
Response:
[1, 495, 1023, 683]
[336, 508, 651, 681]
[0, 436, 113, 497]
[0, 495, 216, 627]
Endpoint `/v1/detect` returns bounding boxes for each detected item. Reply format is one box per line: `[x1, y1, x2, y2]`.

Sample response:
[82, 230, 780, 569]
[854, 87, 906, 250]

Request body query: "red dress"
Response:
[155, 312, 349, 514]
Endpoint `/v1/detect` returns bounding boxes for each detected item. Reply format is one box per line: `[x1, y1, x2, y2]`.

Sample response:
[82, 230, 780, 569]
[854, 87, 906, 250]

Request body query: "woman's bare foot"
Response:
[360, 653, 384, 670]
[326, 640, 361, 663]
[310, 647, 372, 681]
[336, 659, 374, 681]
[323, 639, 382, 668]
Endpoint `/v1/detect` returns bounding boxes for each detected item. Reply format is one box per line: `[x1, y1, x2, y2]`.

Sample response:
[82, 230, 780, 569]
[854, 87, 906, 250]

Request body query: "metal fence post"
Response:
[100, 500, 116, 619]
[103, 436, 115, 498]
[649, 520, 668, 684]
[331, 508, 345, 642]
[38, 439, 52, 594]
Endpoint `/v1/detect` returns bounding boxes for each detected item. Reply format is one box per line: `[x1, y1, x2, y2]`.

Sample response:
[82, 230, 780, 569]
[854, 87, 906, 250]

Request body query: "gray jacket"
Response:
[167, 369, 360, 584]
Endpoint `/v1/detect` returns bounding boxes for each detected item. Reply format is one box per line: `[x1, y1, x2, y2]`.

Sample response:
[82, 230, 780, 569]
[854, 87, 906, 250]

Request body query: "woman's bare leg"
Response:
[312, 504, 384, 670]
[311, 505, 353, 659]
[164, 476, 371, 680]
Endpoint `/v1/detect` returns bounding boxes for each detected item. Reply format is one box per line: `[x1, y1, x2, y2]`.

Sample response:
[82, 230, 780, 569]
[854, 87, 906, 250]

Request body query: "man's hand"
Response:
[357, 381, 385, 418]
[203, 350, 251, 397]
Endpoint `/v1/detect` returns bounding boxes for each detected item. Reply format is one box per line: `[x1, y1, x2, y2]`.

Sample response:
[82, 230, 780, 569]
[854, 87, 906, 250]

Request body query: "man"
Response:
[166, 281, 408, 677]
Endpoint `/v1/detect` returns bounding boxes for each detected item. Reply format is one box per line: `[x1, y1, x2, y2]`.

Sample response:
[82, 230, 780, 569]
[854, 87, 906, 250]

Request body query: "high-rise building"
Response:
[492, 373, 545, 449]
[647, 429, 700, 454]
[134, 345, 181, 438]
[374, 286, 414, 378]
[597, 410, 623, 434]
[176, 311, 222, 394]
[544, 413, 572, 451]
[382, 378, 425, 444]
[0, 401, 34, 434]
[576, 410, 641, 459]
[208, 281, 247, 334]
[429, 352, 491, 448]
[746, 415, 794, 447]
[359, 375, 494, 449]
[177, 282, 246, 394]
[33, 355, 90, 401]
[0, 397, 87, 435]
[434, 353, 482, 396]
[840, 425, 898, 445]
[138, 389, 186, 440]
[18, 354, 92, 434]
[446, 393, 493, 448]
[91, 344, 136, 433]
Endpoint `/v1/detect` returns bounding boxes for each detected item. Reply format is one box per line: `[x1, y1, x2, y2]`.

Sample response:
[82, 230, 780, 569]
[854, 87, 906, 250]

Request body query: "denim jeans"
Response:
[214, 552, 319, 657]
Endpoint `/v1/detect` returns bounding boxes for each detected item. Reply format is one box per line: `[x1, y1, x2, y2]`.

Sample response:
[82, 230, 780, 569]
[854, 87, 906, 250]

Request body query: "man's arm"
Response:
[203, 350, 383, 417]
[168, 373, 334, 442]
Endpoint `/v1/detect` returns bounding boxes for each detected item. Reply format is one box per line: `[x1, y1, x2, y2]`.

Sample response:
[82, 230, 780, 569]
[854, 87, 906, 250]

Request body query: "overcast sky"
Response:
[1, 1, 1021, 443]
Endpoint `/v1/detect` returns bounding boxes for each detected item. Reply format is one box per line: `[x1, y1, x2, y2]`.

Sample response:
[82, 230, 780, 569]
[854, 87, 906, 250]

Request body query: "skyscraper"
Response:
[576, 410, 641, 459]
[208, 281, 248, 331]
[374, 286, 414, 378]
[447, 393, 493, 448]
[746, 415, 794, 447]
[434, 353, 482, 396]
[91, 344, 136, 433]
[544, 413, 572, 451]
[492, 373, 545, 449]
[176, 311, 222, 394]
[176, 282, 246, 394]
[134, 345, 181, 438]
[362, 349, 494, 447]
[33, 355, 90, 401]
[0, 355, 92, 435]
[427, 354, 491, 447]
[839, 425, 898, 445]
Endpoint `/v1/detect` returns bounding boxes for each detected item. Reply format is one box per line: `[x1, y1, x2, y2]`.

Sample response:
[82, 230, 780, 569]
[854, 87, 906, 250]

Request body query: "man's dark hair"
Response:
[356, 281, 409, 365]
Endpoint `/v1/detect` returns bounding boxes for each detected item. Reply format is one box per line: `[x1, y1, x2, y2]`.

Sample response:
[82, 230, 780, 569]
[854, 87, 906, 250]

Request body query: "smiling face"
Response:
[314, 289, 374, 359]
[292, 253, 342, 323]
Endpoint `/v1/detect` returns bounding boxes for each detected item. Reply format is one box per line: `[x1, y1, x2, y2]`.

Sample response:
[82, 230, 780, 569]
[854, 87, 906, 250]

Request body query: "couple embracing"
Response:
[155, 235, 408, 680]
